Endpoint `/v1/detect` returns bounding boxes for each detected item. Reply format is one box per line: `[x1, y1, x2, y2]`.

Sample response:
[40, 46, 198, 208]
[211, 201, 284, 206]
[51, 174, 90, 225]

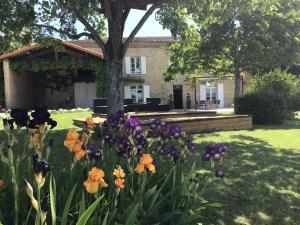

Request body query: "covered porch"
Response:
[0, 40, 104, 109]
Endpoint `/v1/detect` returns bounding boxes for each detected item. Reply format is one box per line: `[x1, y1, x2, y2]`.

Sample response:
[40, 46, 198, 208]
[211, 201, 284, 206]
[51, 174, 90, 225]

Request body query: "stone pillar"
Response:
[3, 59, 13, 108]
[3, 59, 33, 109]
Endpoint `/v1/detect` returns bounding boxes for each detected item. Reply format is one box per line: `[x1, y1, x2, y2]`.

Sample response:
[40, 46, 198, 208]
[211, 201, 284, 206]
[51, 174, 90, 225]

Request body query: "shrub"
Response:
[247, 69, 295, 97]
[235, 92, 287, 124]
[237, 69, 300, 123]
[0, 108, 229, 225]
[288, 79, 300, 113]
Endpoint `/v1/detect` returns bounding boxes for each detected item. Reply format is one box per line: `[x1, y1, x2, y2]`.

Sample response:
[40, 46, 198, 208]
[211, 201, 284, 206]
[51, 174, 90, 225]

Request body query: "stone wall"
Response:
[3, 59, 35, 109]
[123, 44, 244, 109]
[3, 59, 75, 109]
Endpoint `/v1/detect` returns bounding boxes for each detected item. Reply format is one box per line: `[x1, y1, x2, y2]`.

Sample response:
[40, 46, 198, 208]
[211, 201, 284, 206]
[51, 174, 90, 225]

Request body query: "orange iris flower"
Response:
[86, 117, 95, 130]
[64, 129, 86, 160]
[113, 165, 126, 189]
[134, 154, 156, 174]
[84, 167, 108, 194]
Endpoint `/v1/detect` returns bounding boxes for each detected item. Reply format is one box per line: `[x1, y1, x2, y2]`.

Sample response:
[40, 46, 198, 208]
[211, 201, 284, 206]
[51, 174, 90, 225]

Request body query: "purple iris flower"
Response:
[116, 136, 132, 158]
[124, 117, 140, 130]
[163, 145, 180, 162]
[186, 139, 196, 153]
[136, 137, 147, 151]
[86, 144, 102, 161]
[215, 144, 229, 153]
[168, 125, 181, 139]
[201, 153, 211, 161]
[107, 114, 121, 128]
[148, 118, 168, 138]
[102, 127, 113, 143]
[116, 110, 125, 119]
[215, 168, 224, 178]
[32, 153, 50, 177]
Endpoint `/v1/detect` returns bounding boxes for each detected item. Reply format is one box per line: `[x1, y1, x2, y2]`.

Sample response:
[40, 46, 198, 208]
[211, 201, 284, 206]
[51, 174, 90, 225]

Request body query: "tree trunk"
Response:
[104, 2, 126, 116]
[234, 68, 241, 99]
[105, 47, 124, 116]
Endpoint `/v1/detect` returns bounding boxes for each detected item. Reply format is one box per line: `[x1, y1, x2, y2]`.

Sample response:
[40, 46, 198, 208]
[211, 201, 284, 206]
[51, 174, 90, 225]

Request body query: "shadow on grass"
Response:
[196, 134, 300, 225]
[252, 119, 300, 131]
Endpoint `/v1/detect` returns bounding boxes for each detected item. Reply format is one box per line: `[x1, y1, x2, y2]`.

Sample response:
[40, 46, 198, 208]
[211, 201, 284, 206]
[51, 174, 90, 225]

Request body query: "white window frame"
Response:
[130, 57, 141, 74]
[130, 85, 144, 103]
[205, 85, 217, 101]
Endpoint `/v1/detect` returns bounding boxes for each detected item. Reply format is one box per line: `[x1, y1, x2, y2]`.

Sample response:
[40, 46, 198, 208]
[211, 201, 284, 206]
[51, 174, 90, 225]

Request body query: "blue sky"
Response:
[76, 9, 171, 37]
[123, 9, 171, 37]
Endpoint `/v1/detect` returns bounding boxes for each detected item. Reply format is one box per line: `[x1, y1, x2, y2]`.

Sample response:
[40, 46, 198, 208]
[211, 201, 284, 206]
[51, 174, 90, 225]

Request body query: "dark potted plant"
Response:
[186, 93, 191, 109]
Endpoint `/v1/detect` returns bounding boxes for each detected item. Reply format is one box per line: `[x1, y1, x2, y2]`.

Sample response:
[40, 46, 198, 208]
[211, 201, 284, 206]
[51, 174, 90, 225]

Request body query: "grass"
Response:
[194, 115, 300, 225]
[51, 111, 92, 130]
[1, 111, 299, 225]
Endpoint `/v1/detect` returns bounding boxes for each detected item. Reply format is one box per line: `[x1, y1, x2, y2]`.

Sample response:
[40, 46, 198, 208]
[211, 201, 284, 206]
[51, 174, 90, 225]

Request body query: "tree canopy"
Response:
[0, 0, 174, 114]
[159, 0, 300, 97]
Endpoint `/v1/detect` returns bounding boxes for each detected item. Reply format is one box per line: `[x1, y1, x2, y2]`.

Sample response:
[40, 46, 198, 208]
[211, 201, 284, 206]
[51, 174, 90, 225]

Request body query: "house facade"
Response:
[74, 37, 249, 109]
[0, 37, 249, 110]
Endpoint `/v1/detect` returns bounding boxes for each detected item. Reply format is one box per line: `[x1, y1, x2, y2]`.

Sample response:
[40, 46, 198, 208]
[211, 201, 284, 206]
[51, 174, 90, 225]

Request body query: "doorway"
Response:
[173, 85, 183, 109]
[74, 82, 96, 108]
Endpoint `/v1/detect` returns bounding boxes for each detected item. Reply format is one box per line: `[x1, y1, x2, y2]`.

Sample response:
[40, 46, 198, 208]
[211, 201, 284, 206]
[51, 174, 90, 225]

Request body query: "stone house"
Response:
[0, 37, 249, 109]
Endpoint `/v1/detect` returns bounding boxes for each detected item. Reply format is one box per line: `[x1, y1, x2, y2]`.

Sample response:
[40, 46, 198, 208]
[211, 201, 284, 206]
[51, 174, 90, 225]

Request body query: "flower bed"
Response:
[0, 108, 229, 225]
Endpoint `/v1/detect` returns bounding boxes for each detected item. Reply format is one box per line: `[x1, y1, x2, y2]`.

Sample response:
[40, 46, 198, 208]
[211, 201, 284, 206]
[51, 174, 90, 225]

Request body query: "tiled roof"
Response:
[71, 36, 176, 48]
[0, 37, 175, 60]
[0, 39, 103, 60]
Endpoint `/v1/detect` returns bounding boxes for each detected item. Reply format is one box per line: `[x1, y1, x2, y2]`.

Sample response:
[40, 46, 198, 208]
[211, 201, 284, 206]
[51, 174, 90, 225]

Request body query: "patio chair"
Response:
[215, 100, 220, 108]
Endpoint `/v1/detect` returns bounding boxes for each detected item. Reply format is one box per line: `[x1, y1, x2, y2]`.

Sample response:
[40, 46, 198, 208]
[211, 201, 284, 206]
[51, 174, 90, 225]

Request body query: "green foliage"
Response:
[159, 0, 300, 90]
[235, 92, 287, 124]
[0, 110, 226, 225]
[248, 69, 295, 96]
[236, 69, 300, 124]
[10, 57, 107, 97]
[0, 67, 4, 107]
[248, 69, 300, 114]
[75, 195, 104, 225]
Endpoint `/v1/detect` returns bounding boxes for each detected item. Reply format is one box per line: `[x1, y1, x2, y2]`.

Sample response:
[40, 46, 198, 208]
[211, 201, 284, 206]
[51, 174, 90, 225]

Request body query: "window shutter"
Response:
[217, 83, 224, 108]
[143, 85, 150, 102]
[141, 57, 147, 74]
[125, 57, 131, 75]
[124, 86, 131, 99]
[200, 85, 206, 101]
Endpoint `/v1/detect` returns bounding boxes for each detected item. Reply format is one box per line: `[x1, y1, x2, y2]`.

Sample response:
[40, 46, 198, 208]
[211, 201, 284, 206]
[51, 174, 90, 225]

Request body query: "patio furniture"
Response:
[214, 100, 220, 108]
[205, 101, 214, 110]
[124, 98, 134, 105]
[199, 100, 206, 109]
[93, 98, 170, 113]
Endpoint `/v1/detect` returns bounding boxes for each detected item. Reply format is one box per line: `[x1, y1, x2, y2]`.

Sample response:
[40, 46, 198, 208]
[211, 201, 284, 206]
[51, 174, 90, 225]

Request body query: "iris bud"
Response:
[35, 172, 45, 189]
[24, 179, 34, 198]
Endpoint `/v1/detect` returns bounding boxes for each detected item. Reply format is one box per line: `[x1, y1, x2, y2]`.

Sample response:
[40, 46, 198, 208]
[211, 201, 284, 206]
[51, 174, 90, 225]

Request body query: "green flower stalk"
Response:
[7, 148, 19, 225]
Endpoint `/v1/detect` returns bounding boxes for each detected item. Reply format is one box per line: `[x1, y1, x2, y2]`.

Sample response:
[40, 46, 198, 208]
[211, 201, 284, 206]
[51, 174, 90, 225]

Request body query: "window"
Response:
[206, 85, 217, 101]
[130, 85, 143, 103]
[131, 57, 141, 74]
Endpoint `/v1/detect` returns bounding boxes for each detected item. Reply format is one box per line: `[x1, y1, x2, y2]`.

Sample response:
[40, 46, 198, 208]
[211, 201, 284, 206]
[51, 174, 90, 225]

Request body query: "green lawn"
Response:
[51, 110, 92, 130]
[1, 111, 300, 224]
[195, 116, 300, 225]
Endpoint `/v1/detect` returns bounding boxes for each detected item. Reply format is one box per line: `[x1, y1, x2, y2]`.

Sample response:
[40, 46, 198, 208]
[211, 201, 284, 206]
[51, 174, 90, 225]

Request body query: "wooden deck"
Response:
[73, 111, 252, 133]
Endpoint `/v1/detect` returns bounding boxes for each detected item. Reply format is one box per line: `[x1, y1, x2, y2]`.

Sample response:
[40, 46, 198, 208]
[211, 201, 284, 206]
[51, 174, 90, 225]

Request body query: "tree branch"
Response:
[66, 3, 106, 53]
[123, 8, 131, 22]
[33, 23, 92, 40]
[104, 0, 113, 21]
[123, 3, 161, 52]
